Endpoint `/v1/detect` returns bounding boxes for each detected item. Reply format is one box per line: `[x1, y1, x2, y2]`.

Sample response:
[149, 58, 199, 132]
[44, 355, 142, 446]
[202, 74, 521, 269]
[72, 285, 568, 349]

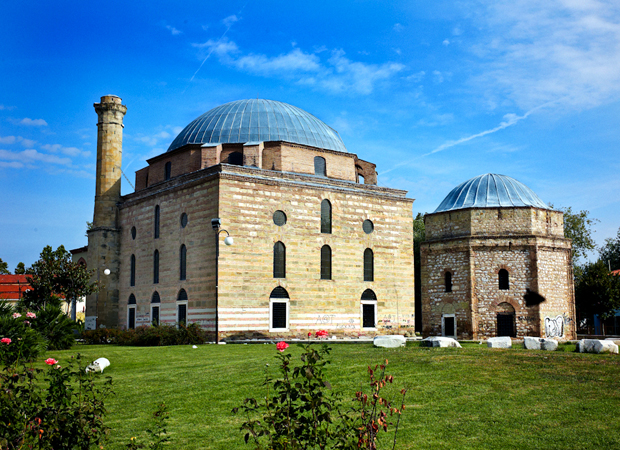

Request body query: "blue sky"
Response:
[1, 0, 619, 270]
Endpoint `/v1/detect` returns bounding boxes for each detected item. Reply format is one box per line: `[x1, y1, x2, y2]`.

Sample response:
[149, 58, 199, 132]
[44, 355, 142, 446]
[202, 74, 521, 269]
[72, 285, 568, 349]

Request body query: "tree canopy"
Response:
[556, 205, 598, 264]
[18, 245, 97, 311]
[599, 227, 620, 272]
[0, 258, 9, 275]
[575, 260, 620, 323]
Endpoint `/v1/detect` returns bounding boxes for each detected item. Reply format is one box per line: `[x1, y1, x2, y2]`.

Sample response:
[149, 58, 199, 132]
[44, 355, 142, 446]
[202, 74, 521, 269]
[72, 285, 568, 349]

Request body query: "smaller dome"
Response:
[434, 173, 549, 213]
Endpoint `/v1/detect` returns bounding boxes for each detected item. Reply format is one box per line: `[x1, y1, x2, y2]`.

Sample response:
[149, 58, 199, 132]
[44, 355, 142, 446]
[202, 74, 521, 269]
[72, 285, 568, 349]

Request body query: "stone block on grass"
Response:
[422, 336, 462, 348]
[373, 335, 406, 348]
[523, 337, 558, 351]
[577, 339, 619, 354]
[487, 336, 512, 348]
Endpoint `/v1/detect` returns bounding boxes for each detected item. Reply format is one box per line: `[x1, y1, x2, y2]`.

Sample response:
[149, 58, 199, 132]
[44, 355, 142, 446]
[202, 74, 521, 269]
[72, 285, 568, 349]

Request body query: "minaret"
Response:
[85, 95, 127, 329]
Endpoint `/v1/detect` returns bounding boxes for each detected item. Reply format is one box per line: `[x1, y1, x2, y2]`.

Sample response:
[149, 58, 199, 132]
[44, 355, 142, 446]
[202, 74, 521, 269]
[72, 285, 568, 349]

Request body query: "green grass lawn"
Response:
[49, 342, 620, 450]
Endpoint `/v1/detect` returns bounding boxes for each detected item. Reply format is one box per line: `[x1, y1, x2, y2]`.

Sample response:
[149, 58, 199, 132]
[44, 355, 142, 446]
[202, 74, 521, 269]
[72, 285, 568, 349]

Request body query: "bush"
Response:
[32, 304, 79, 350]
[0, 353, 113, 449]
[0, 310, 47, 365]
[81, 323, 209, 347]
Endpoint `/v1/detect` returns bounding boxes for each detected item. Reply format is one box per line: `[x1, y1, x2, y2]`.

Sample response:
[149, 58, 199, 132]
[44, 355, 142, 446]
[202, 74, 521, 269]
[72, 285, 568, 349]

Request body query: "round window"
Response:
[131, 226, 137, 240]
[363, 219, 374, 234]
[273, 210, 287, 226]
[180, 213, 188, 228]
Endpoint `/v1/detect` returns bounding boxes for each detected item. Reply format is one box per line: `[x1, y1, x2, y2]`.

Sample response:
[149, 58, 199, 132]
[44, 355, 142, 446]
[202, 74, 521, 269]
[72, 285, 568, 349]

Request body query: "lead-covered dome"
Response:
[434, 173, 549, 213]
[167, 99, 347, 153]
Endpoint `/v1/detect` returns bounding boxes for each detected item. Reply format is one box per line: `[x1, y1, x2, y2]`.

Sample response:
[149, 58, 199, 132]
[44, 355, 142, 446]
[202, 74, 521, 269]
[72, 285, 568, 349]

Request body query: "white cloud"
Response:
[470, 0, 620, 110]
[393, 23, 404, 32]
[41, 143, 88, 157]
[166, 25, 182, 35]
[223, 15, 240, 27]
[0, 161, 24, 168]
[405, 71, 426, 82]
[15, 118, 48, 126]
[432, 70, 444, 83]
[442, 39, 450, 46]
[0, 149, 71, 166]
[0, 135, 17, 144]
[20, 139, 37, 147]
[0, 105, 15, 111]
[193, 39, 404, 95]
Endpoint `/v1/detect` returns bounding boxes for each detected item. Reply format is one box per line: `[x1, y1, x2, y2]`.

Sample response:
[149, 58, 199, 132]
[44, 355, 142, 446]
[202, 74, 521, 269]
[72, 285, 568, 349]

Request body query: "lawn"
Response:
[49, 342, 620, 450]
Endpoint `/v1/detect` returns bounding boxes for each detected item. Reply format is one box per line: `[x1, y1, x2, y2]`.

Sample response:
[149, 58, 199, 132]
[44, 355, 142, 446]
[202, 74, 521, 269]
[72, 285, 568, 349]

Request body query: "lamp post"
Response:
[212, 218, 233, 343]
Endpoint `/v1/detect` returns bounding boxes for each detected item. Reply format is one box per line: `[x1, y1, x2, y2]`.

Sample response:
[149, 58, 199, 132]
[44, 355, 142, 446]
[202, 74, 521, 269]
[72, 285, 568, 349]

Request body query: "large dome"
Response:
[167, 99, 347, 153]
[434, 173, 549, 213]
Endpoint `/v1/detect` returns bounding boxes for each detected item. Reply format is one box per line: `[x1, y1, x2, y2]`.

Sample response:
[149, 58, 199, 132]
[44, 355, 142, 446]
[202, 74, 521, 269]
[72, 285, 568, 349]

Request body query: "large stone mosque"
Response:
[76, 95, 576, 341]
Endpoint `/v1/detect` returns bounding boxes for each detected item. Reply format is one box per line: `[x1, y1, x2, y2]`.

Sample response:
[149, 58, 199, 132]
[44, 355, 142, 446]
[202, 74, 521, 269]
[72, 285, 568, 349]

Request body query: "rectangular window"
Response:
[128, 306, 136, 330]
[151, 305, 160, 326]
[361, 301, 377, 329]
[177, 303, 187, 326]
[270, 299, 289, 331]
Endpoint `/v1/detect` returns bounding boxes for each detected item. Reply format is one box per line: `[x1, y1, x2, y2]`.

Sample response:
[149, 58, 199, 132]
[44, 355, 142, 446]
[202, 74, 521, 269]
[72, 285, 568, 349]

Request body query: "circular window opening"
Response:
[131, 226, 137, 240]
[273, 210, 287, 226]
[363, 219, 374, 234]
[180, 213, 188, 228]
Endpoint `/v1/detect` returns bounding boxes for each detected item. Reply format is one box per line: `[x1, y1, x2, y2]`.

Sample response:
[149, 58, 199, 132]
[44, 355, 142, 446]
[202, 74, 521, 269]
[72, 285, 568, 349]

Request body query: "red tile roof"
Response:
[0, 275, 31, 302]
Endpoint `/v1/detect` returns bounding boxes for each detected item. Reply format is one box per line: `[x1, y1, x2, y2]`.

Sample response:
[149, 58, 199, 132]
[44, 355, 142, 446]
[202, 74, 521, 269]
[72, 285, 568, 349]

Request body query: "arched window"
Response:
[228, 152, 243, 165]
[361, 289, 377, 328]
[128, 294, 136, 329]
[180, 245, 187, 281]
[498, 269, 509, 290]
[177, 289, 188, 326]
[270, 287, 290, 330]
[321, 199, 332, 234]
[314, 156, 326, 176]
[154, 205, 160, 239]
[130, 254, 136, 287]
[321, 245, 332, 280]
[363, 249, 374, 282]
[273, 242, 286, 278]
[151, 292, 160, 326]
[164, 161, 171, 181]
[445, 272, 453, 293]
[153, 250, 159, 284]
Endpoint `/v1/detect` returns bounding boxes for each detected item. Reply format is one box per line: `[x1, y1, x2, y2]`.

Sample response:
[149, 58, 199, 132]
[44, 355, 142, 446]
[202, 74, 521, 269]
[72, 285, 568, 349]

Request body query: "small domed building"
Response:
[420, 174, 576, 340]
[83, 96, 415, 338]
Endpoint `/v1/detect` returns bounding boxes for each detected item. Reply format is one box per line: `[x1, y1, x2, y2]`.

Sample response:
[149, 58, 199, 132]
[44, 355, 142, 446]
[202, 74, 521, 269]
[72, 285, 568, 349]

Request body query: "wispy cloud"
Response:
[0, 135, 18, 144]
[8, 118, 48, 126]
[41, 143, 89, 158]
[393, 23, 404, 32]
[193, 39, 404, 95]
[442, 39, 450, 46]
[0, 149, 71, 166]
[223, 15, 240, 27]
[166, 25, 182, 35]
[470, 0, 620, 110]
[0, 104, 15, 111]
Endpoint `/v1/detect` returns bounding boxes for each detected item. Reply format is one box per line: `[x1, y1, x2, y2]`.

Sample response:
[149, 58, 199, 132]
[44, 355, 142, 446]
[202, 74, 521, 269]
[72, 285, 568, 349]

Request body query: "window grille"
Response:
[272, 302, 287, 329]
[273, 242, 286, 278]
[321, 200, 332, 234]
[362, 304, 375, 328]
[321, 245, 332, 280]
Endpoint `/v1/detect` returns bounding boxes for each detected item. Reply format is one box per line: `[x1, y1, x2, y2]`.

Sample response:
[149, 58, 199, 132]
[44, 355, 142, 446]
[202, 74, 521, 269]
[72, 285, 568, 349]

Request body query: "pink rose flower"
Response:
[24, 320, 30, 325]
[316, 330, 328, 338]
[1, 338, 11, 344]
[26, 312, 36, 319]
[276, 341, 289, 352]
[12, 312, 21, 319]
[45, 358, 58, 365]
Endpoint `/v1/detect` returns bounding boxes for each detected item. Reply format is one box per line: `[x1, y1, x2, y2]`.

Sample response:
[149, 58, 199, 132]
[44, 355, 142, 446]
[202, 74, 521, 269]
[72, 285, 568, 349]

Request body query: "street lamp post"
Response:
[212, 218, 233, 343]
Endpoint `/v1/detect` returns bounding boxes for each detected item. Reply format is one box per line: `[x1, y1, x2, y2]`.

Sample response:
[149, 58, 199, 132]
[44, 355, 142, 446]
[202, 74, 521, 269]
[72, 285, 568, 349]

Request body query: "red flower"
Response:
[316, 330, 328, 338]
[276, 341, 289, 352]
[308, 332, 312, 337]
[0, 338, 10, 344]
[44, 358, 58, 365]
[26, 312, 37, 319]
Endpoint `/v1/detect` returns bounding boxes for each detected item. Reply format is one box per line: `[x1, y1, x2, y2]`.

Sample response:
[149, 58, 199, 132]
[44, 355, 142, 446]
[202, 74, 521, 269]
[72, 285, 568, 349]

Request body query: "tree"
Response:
[14, 262, 26, 275]
[18, 245, 98, 313]
[0, 258, 9, 275]
[599, 227, 620, 272]
[413, 212, 426, 332]
[574, 260, 620, 327]
[554, 205, 598, 265]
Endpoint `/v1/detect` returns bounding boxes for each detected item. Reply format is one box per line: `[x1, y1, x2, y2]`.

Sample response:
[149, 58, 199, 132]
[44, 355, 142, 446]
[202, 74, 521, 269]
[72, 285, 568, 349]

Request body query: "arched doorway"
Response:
[496, 302, 516, 337]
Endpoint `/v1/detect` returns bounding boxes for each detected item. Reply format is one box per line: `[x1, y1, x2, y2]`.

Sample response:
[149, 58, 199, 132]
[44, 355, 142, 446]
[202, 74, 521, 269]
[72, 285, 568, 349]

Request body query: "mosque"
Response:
[77, 95, 576, 340]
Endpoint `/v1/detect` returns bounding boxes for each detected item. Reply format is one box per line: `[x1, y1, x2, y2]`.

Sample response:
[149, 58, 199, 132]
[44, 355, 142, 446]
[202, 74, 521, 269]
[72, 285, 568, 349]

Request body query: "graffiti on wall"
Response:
[544, 315, 564, 338]
[315, 315, 357, 330]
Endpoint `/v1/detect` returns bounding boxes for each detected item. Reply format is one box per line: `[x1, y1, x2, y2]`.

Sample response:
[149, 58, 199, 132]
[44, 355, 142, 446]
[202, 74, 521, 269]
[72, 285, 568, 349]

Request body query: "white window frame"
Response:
[442, 314, 456, 338]
[150, 304, 160, 326]
[269, 298, 289, 332]
[360, 300, 377, 330]
[176, 300, 188, 327]
[127, 305, 137, 330]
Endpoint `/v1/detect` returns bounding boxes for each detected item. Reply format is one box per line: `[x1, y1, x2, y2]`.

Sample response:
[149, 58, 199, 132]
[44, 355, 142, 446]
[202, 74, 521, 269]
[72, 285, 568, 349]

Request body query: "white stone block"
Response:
[523, 337, 558, 351]
[487, 336, 512, 348]
[85, 357, 110, 373]
[373, 335, 406, 348]
[422, 336, 462, 348]
[578, 339, 619, 354]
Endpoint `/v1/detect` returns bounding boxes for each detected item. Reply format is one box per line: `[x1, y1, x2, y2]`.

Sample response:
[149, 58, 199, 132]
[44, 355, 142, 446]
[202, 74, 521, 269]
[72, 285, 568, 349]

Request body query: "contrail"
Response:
[183, 1, 250, 92]
[379, 99, 559, 176]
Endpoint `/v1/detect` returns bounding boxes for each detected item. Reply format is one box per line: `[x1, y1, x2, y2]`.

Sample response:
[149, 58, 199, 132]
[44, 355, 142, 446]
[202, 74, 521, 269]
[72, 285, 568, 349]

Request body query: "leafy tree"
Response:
[413, 213, 426, 332]
[599, 227, 620, 272]
[575, 260, 620, 326]
[18, 245, 97, 313]
[553, 205, 598, 265]
[14, 262, 26, 275]
[0, 258, 9, 275]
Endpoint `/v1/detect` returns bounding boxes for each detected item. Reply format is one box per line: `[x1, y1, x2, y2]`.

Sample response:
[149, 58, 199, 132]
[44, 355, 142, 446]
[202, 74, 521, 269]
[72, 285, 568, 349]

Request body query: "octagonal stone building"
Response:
[420, 174, 576, 340]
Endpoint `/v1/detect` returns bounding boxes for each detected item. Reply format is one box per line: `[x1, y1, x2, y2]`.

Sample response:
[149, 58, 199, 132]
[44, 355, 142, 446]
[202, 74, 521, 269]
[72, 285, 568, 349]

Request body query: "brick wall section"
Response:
[117, 164, 414, 337]
[422, 207, 575, 340]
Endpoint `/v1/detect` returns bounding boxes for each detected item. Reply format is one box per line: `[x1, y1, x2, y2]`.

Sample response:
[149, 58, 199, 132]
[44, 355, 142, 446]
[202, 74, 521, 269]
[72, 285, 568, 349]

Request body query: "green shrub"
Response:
[81, 327, 123, 345]
[32, 305, 79, 350]
[81, 323, 209, 347]
[0, 315, 47, 365]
